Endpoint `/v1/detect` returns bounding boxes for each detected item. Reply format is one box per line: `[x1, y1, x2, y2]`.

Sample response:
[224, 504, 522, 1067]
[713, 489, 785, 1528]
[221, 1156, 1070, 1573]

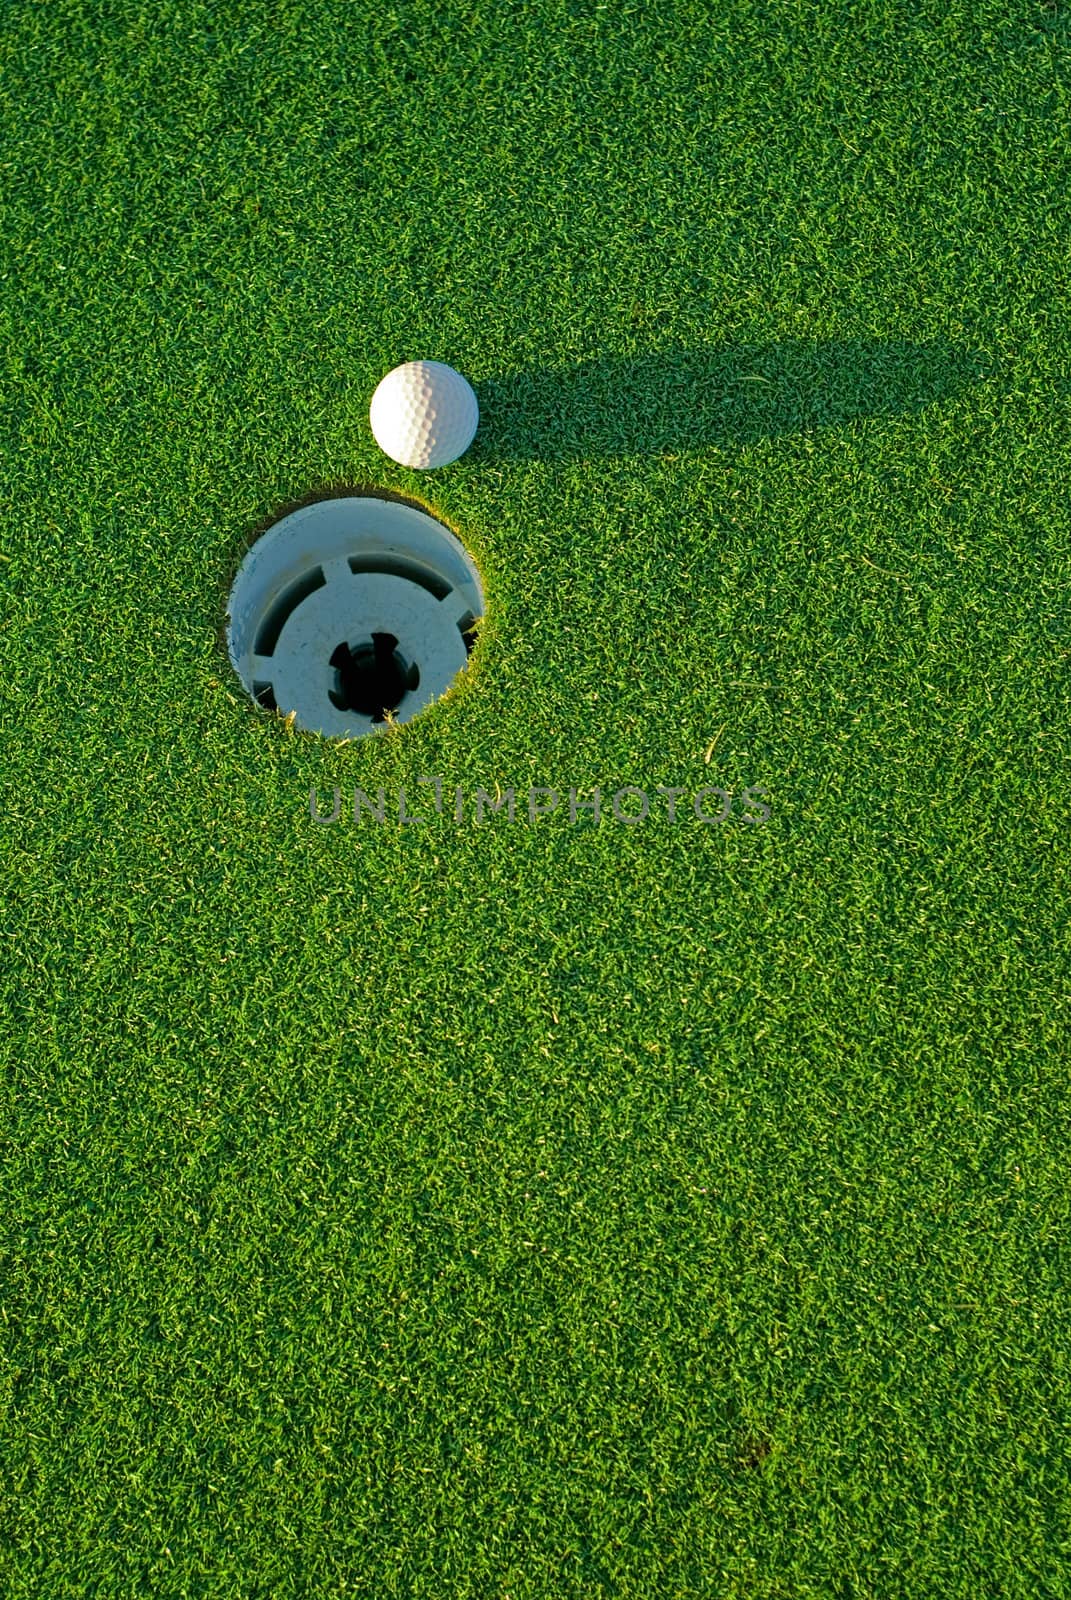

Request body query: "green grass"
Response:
[2, 0, 1070, 1594]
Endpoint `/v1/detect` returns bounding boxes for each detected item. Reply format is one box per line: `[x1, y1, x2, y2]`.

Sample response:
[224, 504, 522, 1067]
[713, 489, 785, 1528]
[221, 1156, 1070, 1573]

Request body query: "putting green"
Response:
[2, 2, 1069, 1596]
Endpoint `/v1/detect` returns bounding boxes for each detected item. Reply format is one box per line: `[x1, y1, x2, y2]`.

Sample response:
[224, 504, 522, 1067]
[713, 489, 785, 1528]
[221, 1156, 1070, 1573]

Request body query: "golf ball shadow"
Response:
[475, 338, 994, 461]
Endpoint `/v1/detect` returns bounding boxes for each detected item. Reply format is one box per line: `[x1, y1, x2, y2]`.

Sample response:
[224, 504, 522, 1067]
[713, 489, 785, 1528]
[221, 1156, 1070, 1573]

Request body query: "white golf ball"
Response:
[369, 360, 479, 470]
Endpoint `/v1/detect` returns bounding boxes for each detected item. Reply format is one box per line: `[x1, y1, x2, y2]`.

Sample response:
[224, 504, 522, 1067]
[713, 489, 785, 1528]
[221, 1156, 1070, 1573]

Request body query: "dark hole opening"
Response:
[328, 633, 420, 723]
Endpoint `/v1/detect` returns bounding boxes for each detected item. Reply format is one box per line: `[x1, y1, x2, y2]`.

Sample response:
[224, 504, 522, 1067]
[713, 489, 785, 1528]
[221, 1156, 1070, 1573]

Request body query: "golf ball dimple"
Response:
[369, 360, 479, 470]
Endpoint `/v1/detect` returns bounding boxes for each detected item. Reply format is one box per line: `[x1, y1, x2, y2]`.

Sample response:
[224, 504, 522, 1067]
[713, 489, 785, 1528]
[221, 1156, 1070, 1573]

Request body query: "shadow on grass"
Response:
[474, 338, 994, 461]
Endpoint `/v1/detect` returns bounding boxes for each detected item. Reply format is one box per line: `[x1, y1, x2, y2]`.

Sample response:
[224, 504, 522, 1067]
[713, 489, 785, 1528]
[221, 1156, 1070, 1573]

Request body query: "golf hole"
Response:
[226, 491, 485, 740]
